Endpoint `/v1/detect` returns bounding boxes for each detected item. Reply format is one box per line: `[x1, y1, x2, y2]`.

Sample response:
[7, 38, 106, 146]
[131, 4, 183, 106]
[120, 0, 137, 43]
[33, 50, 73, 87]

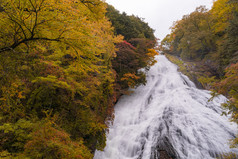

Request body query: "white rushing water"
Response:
[94, 55, 237, 159]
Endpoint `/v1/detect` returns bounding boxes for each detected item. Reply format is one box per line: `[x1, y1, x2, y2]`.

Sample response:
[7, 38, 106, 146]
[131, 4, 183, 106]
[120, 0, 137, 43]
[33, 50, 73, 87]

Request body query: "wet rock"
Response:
[151, 137, 180, 159]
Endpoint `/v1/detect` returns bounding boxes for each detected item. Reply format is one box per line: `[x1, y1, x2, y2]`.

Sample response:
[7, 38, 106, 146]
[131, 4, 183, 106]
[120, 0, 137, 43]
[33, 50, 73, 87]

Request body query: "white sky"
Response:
[105, 0, 214, 40]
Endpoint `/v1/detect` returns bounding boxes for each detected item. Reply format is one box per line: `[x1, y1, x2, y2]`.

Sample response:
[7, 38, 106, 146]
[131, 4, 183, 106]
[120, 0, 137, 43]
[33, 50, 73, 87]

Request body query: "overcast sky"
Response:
[105, 0, 214, 40]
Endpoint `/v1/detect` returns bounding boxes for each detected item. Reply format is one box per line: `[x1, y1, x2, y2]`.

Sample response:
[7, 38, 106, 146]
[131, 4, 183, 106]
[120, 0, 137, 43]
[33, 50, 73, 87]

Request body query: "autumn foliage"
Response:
[216, 63, 238, 123]
[24, 122, 93, 159]
[0, 0, 119, 157]
[112, 39, 157, 90]
[0, 0, 157, 158]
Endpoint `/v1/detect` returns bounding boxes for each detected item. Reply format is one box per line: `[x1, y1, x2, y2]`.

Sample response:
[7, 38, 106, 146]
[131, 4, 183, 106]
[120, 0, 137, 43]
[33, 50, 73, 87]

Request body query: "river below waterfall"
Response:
[94, 55, 237, 159]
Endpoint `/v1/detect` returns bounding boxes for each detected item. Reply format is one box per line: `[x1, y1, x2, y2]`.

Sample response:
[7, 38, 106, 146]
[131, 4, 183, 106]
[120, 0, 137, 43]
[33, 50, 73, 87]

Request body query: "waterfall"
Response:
[94, 55, 237, 159]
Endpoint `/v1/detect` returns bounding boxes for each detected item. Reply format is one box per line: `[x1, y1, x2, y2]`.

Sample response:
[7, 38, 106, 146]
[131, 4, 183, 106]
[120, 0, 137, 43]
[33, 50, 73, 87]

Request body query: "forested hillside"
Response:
[0, 0, 156, 158]
[106, 5, 158, 93]
[161, 0, 238, 148]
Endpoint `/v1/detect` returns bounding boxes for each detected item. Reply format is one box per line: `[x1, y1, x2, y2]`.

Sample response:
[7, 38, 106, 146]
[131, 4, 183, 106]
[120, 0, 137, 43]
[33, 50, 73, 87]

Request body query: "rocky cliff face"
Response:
[165, 53, 220, 90]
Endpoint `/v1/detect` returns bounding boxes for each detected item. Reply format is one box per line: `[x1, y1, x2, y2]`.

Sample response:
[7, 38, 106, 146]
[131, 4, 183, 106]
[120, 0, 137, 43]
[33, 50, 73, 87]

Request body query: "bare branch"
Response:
[0, 37, 62, 53]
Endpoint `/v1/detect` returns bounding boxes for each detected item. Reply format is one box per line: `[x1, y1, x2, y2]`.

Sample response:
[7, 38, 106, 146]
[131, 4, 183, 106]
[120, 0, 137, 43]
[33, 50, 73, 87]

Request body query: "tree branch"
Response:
[0, 37, 61, 53]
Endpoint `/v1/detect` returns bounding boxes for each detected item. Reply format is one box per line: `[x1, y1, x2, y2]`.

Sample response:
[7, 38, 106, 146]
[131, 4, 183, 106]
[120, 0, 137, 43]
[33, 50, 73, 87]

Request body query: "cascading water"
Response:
[94, 55, 237, 159]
